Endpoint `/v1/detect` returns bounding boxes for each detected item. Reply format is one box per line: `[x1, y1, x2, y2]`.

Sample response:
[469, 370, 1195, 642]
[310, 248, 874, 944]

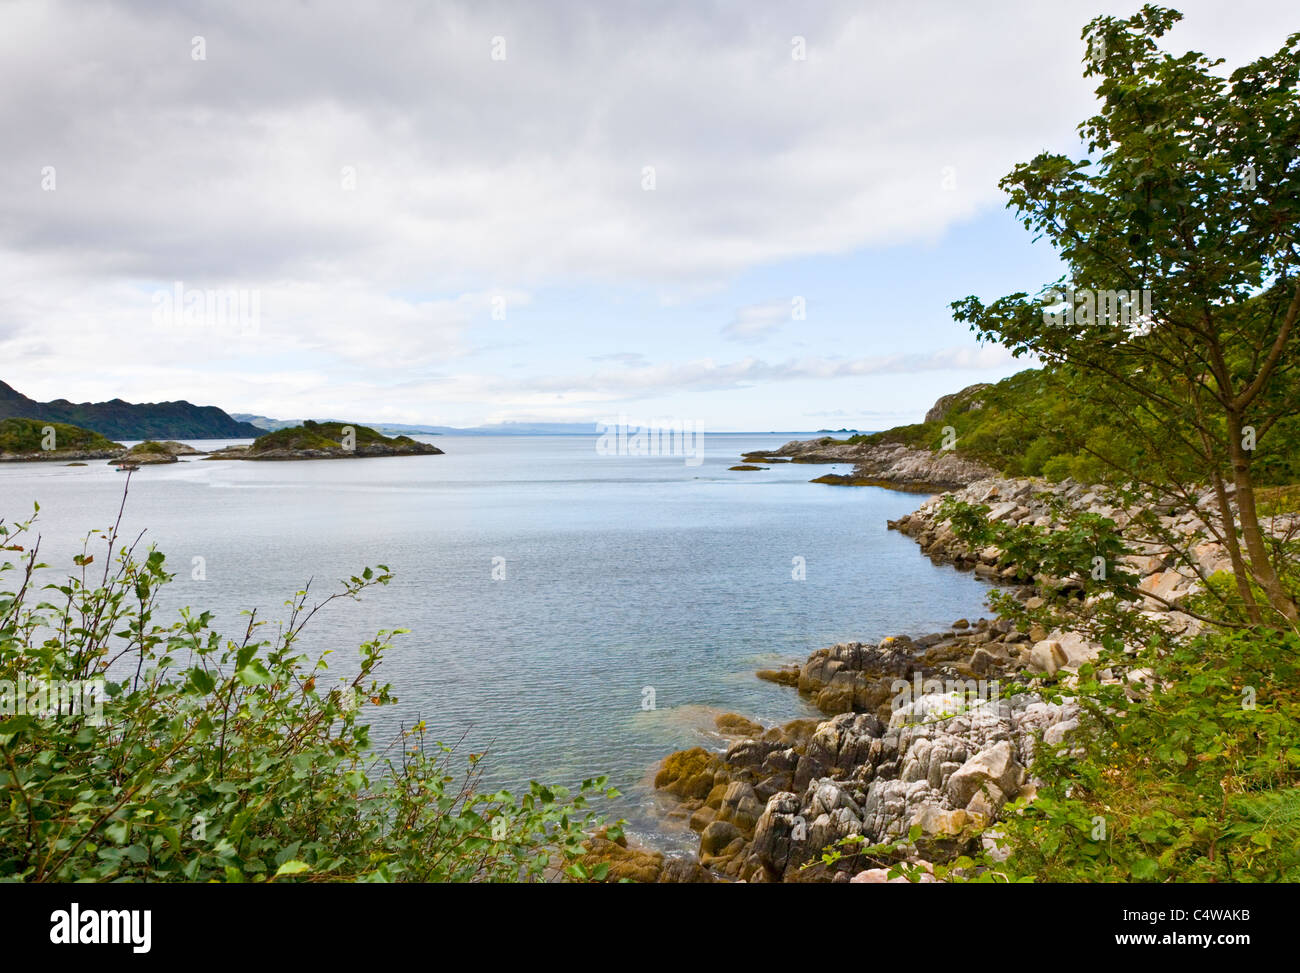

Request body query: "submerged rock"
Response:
[579, 831, 715, 883]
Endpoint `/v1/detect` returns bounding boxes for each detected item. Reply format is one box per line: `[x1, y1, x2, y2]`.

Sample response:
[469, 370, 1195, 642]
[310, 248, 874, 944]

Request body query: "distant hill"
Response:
[231, 415, 600, 436]
[445, 421, 600, 435]
[234, 417, 819, 436]
[0, 381, 263, 440]
[231, 414, 447, 436]
[230, 413, 298, 431]
[816, 368, 1300, 487]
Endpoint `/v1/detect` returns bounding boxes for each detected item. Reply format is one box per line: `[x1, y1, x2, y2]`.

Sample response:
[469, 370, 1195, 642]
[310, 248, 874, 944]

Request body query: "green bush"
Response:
[0, 501, 616, 882]
[0, 418, 121, 455]
[935, 495, 1300, 882]
[998, 629, 1300, 882]
[826, 365, 1300, 488]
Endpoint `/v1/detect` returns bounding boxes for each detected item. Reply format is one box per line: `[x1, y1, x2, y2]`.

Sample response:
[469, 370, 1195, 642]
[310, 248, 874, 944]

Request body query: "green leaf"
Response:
[1130, 858, 1159, 880]
[236, 661, 272, 685]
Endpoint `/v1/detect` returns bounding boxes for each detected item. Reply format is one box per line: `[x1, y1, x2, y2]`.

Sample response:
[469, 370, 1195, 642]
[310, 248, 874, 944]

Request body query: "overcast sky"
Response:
[1, 0, 1293, 429]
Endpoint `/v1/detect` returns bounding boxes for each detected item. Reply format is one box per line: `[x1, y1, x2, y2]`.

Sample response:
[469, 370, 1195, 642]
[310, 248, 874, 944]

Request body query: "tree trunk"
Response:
[1226, 412, 1299, 624]
[1207, 468, 1263, 625]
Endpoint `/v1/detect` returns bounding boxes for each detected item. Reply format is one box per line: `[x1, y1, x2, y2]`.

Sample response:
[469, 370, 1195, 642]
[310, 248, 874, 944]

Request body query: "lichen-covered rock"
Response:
[715, 713, 765, 738]
[580, 833, 716, 883]
[726, 692, 1079, 881]
[579, 836, 664, 883]
[654, 747, 726, 802]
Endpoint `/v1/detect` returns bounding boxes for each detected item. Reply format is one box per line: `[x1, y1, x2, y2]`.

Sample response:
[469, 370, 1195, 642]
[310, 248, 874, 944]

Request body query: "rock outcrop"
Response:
[109, 440, 204, 465]
[579, 829, 716, 883]
[743, 439, 998, 491]
[738, 385, 1001, 490]
[924, 382, 992, 424]
[653, 673, 1075, 882]
[884, 473, 1296, 642]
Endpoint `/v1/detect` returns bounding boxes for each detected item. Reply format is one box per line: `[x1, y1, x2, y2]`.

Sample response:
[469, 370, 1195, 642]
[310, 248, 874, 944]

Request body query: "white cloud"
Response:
[722, 300, 795, 342]
[443, 343, 1019, 398]
[0, 0, 1290, 422]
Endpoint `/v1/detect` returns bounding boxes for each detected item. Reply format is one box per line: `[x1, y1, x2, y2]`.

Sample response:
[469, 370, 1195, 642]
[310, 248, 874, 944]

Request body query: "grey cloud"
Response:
[0, 0, 1289, 413]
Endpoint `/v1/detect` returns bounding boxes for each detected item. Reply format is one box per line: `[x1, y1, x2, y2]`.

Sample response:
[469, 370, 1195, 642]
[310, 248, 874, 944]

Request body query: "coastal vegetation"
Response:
[0, 496, 614, 881]
[250, 420, 421, 454]
[0, 417, 122, 458]
[657, 5, 1300, 884]
[828, 367, 1300, 490]
[893, 5, 1300, 881]
[931, 494, 1300, 881]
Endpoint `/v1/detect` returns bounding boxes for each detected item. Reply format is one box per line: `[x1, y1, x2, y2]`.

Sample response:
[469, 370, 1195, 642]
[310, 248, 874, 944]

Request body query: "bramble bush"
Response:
[0, 493, 617, 882]
[932, 495, 1300, 882]
[997, 627, 1300, 882]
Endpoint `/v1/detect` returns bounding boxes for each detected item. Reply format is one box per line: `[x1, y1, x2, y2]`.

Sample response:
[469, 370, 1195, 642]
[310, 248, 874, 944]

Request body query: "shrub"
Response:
[935, 495, 1300, 881]
[0, 498, 616, 882]
[0, 418, 121, 455]
[998, 629, 1300, 882]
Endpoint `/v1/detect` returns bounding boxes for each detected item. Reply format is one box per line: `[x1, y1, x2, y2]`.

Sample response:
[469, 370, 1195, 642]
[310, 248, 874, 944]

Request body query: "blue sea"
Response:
[0, 434, 995, 851]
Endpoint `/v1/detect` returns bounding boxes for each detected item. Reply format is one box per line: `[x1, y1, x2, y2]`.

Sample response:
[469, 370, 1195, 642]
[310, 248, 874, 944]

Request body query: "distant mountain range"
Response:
[231, 416, 822, 436]
[234, 414, 834, 436]
[232, 415, 607, 436]
[0, 381, 263, 439]
[0, 383, 827, 441]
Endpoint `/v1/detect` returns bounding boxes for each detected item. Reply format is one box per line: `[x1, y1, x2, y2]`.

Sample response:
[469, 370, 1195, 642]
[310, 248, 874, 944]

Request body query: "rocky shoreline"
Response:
[636, 433, 1267, 882]
[2, 440, 206, 465]
[647, 623, 1078, 882]
[0, 447, 123, 463]
[743, 438, 998, 491]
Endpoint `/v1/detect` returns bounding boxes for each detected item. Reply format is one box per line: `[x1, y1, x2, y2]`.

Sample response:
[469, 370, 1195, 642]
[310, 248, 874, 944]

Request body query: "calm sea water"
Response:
[0, 434, 995, 852]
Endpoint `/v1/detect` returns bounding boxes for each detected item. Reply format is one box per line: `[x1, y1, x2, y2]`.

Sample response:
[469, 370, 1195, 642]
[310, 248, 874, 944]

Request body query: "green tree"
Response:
[952, 5, 1300, 625]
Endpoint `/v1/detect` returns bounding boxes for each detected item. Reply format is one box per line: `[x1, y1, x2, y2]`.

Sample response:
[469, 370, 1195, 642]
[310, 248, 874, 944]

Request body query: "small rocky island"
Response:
[109, 441, 203, 466]
[206, 420, 444, 461]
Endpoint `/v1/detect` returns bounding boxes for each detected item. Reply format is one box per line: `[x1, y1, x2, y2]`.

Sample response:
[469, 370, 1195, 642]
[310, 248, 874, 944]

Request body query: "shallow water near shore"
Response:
[0, 433, 996, 853]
